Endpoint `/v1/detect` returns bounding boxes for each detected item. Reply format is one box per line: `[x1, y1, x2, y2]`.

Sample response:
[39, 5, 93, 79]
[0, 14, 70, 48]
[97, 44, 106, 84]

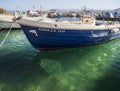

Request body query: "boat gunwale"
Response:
[18, 19, 120, 31]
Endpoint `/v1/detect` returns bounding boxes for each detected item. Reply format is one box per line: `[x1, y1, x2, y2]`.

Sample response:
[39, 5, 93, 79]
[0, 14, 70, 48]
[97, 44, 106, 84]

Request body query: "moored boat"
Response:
[96, 17, 120, 21]
[17, 14, 120, 51]
[0, 14, 21, 29]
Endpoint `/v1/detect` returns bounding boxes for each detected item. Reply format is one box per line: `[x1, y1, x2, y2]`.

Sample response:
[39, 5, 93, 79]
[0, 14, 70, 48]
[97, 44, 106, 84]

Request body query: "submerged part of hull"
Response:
[20, 25, 120, 50]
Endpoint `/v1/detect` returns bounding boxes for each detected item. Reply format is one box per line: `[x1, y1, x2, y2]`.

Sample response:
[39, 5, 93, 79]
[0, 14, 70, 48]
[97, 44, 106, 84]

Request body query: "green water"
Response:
[0, 29, 120, 91]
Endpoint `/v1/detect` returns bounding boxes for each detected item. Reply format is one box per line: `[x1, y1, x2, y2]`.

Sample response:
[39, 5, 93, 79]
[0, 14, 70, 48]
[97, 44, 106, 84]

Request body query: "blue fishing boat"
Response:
[17, 15, 120, 51]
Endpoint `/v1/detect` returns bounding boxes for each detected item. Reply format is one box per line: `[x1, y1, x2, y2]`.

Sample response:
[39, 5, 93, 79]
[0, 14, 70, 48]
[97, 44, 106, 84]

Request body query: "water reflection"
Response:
[36, 45, 114, 91]
[0, 29, 120, 91]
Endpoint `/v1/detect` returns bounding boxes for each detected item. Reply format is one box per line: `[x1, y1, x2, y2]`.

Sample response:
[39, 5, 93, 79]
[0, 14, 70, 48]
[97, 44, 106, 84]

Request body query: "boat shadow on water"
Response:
[34, 41, 120, 91]
[0, 38, 120, 91]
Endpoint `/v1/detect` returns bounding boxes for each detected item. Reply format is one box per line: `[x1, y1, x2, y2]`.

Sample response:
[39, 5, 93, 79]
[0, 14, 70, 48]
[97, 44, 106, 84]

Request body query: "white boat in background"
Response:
[0, 14, 21, 29]
[0, 10, 44, 30]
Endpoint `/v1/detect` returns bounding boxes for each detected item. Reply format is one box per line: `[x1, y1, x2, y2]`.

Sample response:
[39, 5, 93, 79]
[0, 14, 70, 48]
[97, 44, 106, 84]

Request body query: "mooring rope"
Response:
[0, 23, 13, 48]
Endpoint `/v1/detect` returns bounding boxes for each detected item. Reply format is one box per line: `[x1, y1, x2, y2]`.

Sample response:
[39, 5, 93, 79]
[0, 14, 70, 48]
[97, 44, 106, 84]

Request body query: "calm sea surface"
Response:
[0, 17, 120, 91]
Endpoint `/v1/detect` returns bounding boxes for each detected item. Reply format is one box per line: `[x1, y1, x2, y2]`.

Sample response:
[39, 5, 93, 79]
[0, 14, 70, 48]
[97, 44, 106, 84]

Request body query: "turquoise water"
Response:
[0, 28, 120, 91]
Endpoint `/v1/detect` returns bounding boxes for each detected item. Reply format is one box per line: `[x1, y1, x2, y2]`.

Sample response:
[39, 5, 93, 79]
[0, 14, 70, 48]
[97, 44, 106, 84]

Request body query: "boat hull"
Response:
[20, 25, 120, 50]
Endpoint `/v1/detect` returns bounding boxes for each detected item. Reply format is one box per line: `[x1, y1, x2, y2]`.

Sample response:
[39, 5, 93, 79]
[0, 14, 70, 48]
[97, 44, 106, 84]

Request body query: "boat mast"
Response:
[40, 5, 42, 12]
[16, 0, 20, 11]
